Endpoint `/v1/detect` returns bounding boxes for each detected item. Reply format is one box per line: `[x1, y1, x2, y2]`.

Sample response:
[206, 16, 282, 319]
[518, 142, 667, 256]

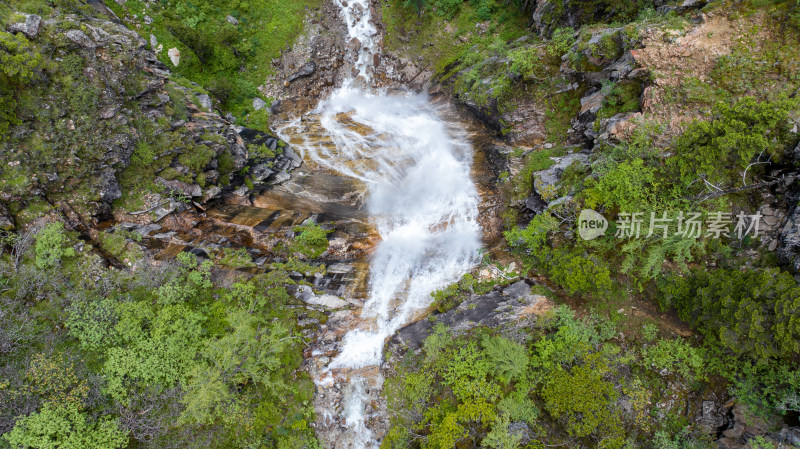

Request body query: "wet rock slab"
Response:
[389, 280, 553, 352]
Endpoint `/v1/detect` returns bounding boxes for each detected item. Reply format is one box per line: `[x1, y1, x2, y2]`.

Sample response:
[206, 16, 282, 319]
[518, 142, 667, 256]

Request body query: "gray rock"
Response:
[535, 152, 589, 191]
[65, 29, 95, 48]
[252, 97, 267, 111]
[156, 177, 202, 197]
[390, 280, 549, 351]
[680, 0, 706, 10]
[202, 186, 222, 202]
[0, 202, 14, 230]
[288, 61, 316, 82]
[269, 170, 291, 185]
[196, 93, 212, 111]
[779, 205, 800, 273]
[780, 427, 800, 446]
[152, 200, 188, 222]
[579, 89, 607, 119]
[225, 15, 239, 25]
[133, 223, 161, 237]
[294, 285, 349, 308]
[251, 164, 274, 183]
[98, 169, 122, 202]
[100, 107, 117, 119]
[8, 13, 42, 39]
[283, 146, 303, 169]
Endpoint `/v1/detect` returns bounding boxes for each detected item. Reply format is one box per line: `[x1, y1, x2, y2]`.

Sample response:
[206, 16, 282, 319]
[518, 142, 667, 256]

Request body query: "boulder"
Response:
[202, 186, 222, 202]
[601, 112, 642, 142]
[288, 61, 316, 82]
[293, 285, 349, 308]
[252, 98, 267, 111]
[0, 202, 14, 231]
[251, 164, 274, 183]
[156, 177, 202, 198]
[196, 93, 212, 111]
[168, 47, 180, 67]
[132, 223, 161, 237]
[225, 15, 239, 25]
[8, 13, 42, 39]
[65, 29, 95, 48]
[97, 169, 122, 202]
[390, 281, 552, 352]
[152, 199, 189, 222]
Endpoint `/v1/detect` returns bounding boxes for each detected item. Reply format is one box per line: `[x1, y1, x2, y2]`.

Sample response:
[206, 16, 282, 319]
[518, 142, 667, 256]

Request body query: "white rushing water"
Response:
[279, 1, 483, 446]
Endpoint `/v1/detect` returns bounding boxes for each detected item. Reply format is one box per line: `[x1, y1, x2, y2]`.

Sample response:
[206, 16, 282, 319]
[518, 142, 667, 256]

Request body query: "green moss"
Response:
[290, 223, 331, 258]
[544, 87, 583, 143]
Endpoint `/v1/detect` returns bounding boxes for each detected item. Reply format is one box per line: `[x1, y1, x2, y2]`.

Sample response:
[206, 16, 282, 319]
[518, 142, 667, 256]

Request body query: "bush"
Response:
[657, 268, 800, 359]
[0, 30, 45, 136]
[584, 158, 658, 212]
[3, 403, 128, 449]
[643, 338, 706, 381]
[35, 222, 75, 269]
[667, 96, 799, 193]
[207, 77, 236, 105]
[290, 223, 331, 258]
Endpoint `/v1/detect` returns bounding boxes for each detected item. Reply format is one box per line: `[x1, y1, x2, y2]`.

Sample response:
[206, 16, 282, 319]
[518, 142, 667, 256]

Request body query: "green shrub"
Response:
[3, 403, 128, 449]
[584, 158, 658, 212]
[35, 222, 75, 269]
[0, 30, 45, 136]
[667, 96, 799, 194]
[541, 353, 625, 448]
[657, 268, 800, 359]
[643, 338, 706, 381]
[547, 27, 576, 58]
[290, 223, 331, 258]
[597, 81, 642, 120]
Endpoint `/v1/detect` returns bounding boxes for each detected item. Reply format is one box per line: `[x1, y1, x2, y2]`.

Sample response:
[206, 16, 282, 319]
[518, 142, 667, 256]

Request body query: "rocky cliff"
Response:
[0, 5, 300, 233]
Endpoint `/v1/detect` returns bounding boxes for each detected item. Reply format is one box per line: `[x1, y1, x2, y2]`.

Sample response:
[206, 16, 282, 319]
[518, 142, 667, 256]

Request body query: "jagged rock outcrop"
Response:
[0, 9, 300, 229]
[387, 280, 553, 353]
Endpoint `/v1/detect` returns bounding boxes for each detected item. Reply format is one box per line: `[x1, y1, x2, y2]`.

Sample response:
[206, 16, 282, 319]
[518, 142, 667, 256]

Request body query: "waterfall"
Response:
[277, 1, 482, 446]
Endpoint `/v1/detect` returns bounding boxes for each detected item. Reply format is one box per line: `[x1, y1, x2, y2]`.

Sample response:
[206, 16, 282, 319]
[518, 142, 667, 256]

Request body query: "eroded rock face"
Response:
[1, 10, 298, 228]
[388, 280, 553, 353]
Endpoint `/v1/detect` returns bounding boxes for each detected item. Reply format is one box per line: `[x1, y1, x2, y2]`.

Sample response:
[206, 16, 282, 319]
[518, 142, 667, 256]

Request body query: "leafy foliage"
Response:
[383, 307, 632, 449]
[34, 222, 75, 269]
[505, 213, 613, 296]
[667, 96, 799, 193]
[0, 30, 45, 136]
[642, 338, 707, 381]
[3, 403, 128, 449]
[657, 268, 800, 359]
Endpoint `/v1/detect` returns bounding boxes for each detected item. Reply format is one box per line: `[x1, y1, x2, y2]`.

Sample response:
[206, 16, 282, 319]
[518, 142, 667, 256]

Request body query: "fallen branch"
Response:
[689, 175, 794, 202]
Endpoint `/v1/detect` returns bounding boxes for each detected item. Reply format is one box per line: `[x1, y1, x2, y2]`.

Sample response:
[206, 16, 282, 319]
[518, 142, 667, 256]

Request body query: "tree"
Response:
[179, 308, 292, 426]
[403, 0, 430, 16]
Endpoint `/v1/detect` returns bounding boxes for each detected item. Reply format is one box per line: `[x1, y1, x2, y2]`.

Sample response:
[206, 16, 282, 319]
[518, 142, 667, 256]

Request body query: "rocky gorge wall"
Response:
[0, 5, 302, 238]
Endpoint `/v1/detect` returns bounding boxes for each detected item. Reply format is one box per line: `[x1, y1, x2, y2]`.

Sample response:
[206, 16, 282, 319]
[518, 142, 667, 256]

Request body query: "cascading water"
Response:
[276, 1, 482, 447]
